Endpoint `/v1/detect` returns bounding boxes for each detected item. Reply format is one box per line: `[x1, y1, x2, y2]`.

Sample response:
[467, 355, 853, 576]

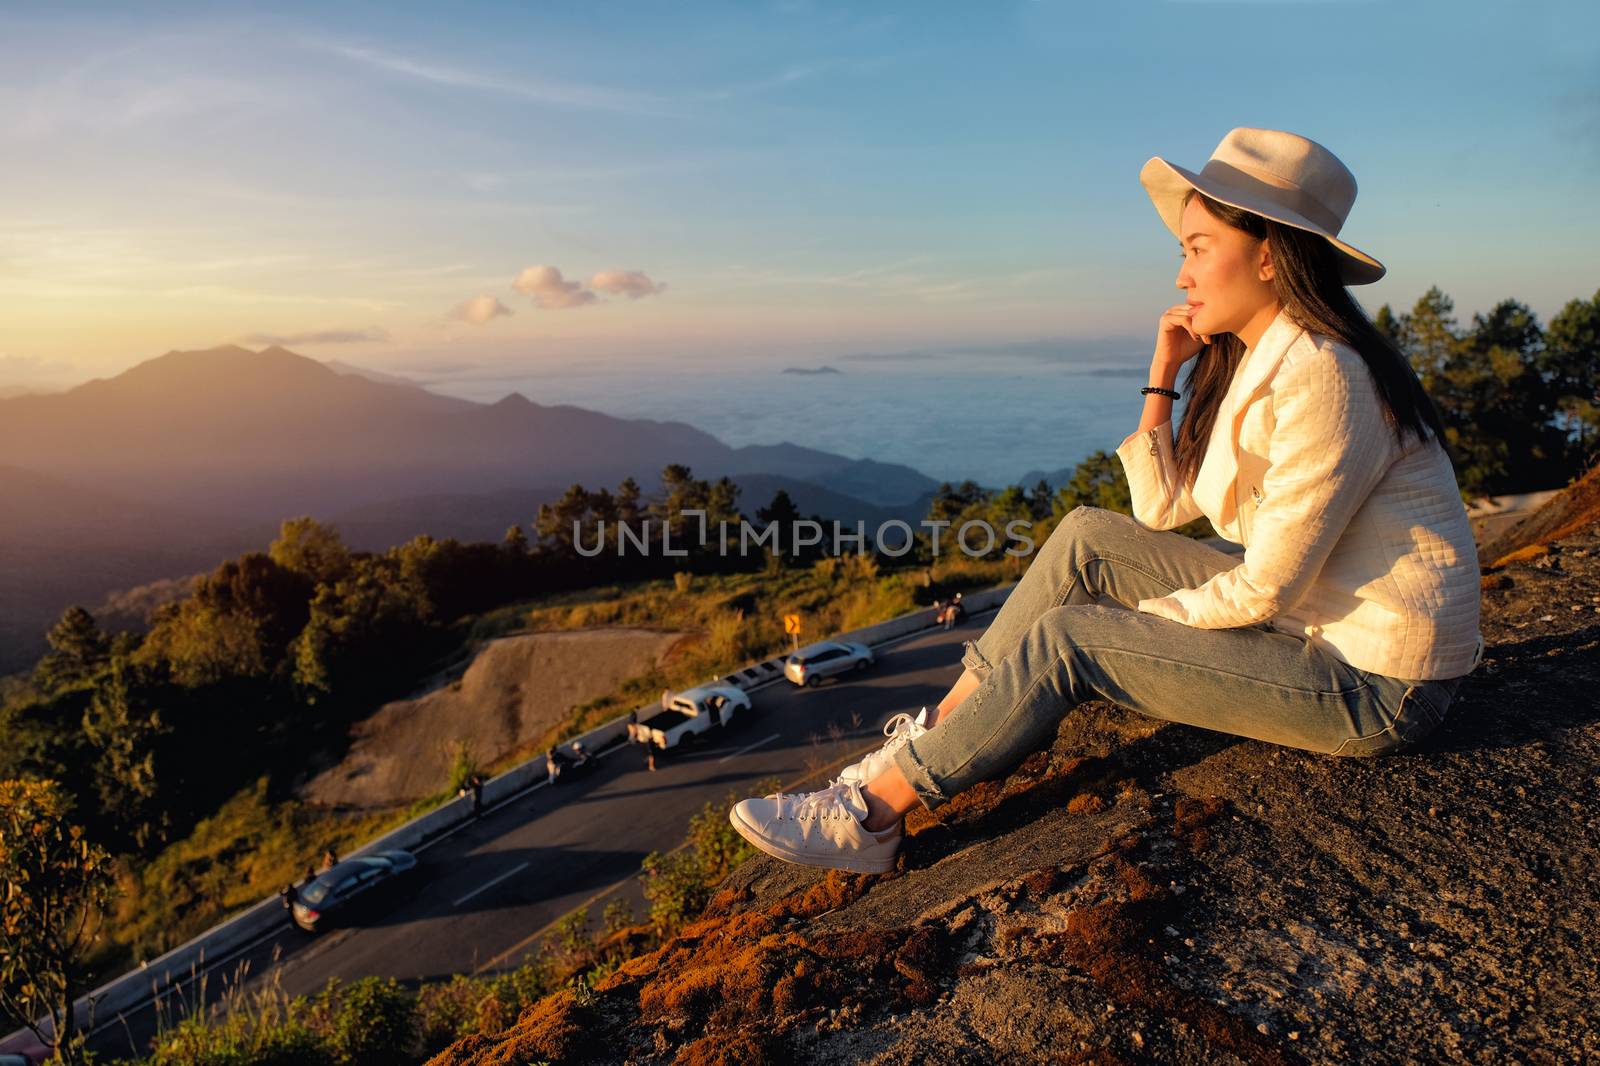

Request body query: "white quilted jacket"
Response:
[1114, 306, 1484, 682]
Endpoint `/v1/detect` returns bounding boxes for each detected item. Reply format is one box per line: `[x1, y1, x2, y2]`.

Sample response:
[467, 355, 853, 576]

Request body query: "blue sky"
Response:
[1, 0, 1595, 390]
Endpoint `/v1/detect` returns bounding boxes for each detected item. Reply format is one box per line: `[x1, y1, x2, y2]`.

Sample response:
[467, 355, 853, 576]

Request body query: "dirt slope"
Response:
[301, 627, 692, 809]
[1480, 458, 1600, 565]
[427, 519, 1600, 1064]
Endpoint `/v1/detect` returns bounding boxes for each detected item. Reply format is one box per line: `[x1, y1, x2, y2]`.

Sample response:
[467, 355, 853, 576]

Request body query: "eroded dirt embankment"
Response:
[426, 518, 1600, 1065]
[301, 627, 692, 809]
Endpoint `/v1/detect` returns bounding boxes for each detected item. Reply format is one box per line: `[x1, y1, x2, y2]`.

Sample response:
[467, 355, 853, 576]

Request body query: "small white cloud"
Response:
[241, 328, 391, 346]
[512, 265, 596, 310]
[590, 269, 667, 300]
[450, 295, 514, 324]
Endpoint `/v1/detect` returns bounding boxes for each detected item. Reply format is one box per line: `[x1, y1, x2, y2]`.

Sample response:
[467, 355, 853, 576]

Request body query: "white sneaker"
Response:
[833, 708, 931, 788]
[729, 781, 902, 874]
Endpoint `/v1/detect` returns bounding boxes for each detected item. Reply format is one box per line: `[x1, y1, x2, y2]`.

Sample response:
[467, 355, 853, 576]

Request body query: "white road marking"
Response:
[719, 732, 781, 763]
[452, 861, 531, 908]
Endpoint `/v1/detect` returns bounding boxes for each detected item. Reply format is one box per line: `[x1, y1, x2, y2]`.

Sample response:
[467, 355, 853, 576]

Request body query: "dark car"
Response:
[0, 1031, 48, 1066]
[291, 850, 418, 932]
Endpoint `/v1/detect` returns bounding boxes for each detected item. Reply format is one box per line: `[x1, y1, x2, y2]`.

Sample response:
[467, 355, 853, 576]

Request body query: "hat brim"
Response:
[1140, 156, 1385, 286]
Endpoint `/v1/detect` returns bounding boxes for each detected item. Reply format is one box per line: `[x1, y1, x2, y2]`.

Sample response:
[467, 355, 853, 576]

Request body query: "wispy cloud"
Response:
[686, 258, 1069, 304]
[5, 30, 292, 140]
[240, 327, 391, 346]
[308, 36, 892, 118]
[162, 285, 400, 312]
[307, 40, 684, 117]
[686, 60, 838, 103]
[458, 148, 778, 193]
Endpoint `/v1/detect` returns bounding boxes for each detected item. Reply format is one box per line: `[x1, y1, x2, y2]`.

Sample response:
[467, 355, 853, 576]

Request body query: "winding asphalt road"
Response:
[88, 613, 990, 1061]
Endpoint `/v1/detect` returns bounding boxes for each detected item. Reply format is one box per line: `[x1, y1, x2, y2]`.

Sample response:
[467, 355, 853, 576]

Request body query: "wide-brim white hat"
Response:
[1140, 127, 1385, 286]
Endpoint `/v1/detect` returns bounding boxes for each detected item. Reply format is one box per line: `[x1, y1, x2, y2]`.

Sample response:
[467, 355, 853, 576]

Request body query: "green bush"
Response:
[138, 980, 332, 1066]
[640, 781, 776, 938]
[415, 975, 479, 1053]
[315, 976, 416, 1066]
[142, 1014, 332, 1066]
[443, 739, 480, 796]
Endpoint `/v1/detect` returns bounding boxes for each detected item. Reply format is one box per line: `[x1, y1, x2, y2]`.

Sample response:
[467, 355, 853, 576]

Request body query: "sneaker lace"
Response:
[881, 710, 925, 742]
[765, 782, 854, 821]
[826, 708, 930, 788]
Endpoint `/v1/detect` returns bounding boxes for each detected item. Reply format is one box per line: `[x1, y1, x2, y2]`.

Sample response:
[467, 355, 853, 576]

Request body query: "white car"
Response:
[784, 641, 875, 687]
[640, 683, 750, 749]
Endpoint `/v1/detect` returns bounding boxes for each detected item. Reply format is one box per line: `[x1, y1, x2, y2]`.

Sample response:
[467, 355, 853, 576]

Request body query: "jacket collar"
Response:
[1189, 306, 1310, 534]
[1221, 304, 1309, 426]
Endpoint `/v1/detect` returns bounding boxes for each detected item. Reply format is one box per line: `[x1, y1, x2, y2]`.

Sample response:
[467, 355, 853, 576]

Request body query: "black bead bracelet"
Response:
[1140, 386, 1181, 400]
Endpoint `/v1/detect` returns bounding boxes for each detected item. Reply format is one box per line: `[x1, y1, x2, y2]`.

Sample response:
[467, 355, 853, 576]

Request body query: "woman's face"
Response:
[1174, 195, 1278, 343]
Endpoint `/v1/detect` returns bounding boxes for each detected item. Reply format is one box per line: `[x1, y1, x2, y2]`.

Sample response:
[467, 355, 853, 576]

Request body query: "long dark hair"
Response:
[1172, 189, 1447, 487]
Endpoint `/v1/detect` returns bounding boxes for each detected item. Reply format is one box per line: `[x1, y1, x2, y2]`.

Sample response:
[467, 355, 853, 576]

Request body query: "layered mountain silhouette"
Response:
[0, 345, 941, 673]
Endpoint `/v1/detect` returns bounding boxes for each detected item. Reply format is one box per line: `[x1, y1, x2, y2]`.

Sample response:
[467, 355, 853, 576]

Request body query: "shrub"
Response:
[443, 739, 480, 796]
[315, 976, 416, 1066]
[143, 1013, 332, 1066]
[142, 974, 333, 1066]
[415, 975, 481, 1053]
[640, 782, 776, 938]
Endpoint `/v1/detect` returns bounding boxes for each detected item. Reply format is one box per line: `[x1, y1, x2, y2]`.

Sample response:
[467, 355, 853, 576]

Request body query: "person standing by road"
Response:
[632, 707, 657, 771]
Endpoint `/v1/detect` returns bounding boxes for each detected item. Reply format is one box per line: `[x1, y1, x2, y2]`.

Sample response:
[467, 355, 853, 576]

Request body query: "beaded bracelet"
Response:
[1140, 386, 1181, 400]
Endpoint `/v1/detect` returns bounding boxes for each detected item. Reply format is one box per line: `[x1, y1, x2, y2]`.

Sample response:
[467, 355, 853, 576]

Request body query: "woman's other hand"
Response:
[1155, 303, 1210, 369]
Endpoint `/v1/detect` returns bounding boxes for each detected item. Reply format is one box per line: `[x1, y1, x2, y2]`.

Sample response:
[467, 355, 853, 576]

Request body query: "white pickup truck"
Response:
[639, 683, 750, 750]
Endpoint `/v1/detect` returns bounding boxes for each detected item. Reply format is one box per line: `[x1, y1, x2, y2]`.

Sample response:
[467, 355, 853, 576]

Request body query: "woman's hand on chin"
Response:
[1155, 303, 1210, 368]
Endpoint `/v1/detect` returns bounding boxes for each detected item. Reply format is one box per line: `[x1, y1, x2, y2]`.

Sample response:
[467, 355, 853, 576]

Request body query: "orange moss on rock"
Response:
[1067, 792, 1107, 815]
[623, 877, 950, 1049]
[1022, 865, 1063, 899]
[425, 989, 593, 1066]
[672, 1030, 775, 1065]
[1490, 542, 1551, 568]
[906, 779, 1003, 834]
[702, 884, 751, 917]
[772, 869, 872, 919]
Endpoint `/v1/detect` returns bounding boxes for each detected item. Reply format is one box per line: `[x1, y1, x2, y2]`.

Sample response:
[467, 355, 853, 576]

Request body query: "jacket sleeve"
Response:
[1113, 419, 1203, 531]
[1134, 347, 1396, 629]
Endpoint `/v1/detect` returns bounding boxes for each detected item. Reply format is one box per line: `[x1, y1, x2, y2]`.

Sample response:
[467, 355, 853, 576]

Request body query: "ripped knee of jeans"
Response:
[960, 639, 994, 680]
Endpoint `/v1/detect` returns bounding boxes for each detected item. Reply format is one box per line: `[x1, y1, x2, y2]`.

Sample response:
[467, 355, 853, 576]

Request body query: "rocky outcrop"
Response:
[429, 523, 1600, 1065]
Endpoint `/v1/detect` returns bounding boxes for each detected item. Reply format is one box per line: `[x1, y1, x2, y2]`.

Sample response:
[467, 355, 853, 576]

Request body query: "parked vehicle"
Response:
[783, 641, 875, 687]
[291, 850, 419, 933]
[0, 1031, 48, 1066]
[639, 683, 750, 749]
[547, 741, 597, 783]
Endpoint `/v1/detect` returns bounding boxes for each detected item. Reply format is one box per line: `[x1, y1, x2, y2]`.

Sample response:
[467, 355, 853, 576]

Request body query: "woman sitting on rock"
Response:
[730, 128, 1484, 874]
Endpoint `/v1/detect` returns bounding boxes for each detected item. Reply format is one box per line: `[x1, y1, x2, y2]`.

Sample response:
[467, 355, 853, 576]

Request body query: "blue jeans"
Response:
[893, 506, 1461, 811]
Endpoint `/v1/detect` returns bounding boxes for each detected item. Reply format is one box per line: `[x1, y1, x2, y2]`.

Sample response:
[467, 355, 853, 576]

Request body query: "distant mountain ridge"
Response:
[0, 343, 943, 674]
